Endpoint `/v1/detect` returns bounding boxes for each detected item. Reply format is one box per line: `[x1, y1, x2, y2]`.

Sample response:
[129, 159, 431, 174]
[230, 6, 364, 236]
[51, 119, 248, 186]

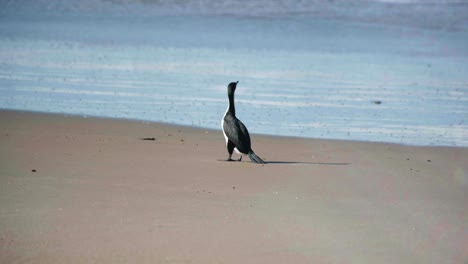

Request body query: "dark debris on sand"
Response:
[140, 137, 156, 141]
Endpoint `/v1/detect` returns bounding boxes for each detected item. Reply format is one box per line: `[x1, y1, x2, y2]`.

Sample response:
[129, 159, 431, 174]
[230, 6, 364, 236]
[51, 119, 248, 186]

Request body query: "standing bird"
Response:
[221, 81, 265, 164]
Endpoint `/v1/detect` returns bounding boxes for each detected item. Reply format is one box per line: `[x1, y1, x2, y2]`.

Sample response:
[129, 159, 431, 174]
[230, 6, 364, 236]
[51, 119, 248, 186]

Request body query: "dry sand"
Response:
[0, 109, 466, 263]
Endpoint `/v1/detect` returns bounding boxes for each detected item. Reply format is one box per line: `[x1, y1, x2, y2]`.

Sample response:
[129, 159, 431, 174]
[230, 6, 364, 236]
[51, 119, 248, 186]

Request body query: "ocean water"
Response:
[1, 0, 467, 146]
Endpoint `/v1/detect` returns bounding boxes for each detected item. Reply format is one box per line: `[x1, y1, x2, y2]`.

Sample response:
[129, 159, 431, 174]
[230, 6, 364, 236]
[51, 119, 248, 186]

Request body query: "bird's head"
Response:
[227, 81, 239, 94]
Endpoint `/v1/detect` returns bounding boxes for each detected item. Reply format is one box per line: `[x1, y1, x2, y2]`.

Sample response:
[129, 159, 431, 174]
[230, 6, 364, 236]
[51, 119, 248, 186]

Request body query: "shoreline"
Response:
[1, 109, 467, 263]
[1, 108, 464, 149]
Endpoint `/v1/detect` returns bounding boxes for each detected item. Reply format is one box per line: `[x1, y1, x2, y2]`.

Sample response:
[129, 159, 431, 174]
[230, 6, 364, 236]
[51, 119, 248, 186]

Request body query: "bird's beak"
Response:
[236, 81, 239, 84]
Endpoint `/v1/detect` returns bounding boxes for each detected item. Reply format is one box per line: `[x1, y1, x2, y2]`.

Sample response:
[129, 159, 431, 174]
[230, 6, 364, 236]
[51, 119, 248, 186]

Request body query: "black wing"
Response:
[223, 113, 251, 154]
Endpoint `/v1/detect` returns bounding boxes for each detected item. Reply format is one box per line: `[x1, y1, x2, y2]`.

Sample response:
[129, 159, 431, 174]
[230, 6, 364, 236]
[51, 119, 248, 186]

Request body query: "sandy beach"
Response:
[0, 109, 466, 263]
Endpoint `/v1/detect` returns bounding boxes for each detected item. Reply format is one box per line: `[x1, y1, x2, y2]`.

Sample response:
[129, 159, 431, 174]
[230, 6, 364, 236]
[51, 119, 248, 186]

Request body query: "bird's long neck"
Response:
[228, 91, 235, 116]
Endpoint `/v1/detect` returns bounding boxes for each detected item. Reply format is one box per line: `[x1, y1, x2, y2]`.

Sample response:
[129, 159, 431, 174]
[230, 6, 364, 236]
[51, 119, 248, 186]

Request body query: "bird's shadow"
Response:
[217, 160, 351, 166]
[264, 161, 351, 165]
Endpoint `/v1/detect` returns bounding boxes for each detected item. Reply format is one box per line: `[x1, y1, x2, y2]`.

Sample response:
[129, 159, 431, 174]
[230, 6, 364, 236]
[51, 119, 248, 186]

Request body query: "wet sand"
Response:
[0, 110, 466, 263]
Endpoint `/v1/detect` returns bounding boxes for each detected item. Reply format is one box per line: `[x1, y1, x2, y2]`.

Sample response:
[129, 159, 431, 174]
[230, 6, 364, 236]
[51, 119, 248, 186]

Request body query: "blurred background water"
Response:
[1, 0, 467, 146]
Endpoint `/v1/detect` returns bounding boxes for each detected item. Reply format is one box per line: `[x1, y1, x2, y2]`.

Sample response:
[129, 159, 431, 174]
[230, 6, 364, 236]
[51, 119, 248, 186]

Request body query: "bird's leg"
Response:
[238, 155, 242, 162]
[225, 141, 235, 161]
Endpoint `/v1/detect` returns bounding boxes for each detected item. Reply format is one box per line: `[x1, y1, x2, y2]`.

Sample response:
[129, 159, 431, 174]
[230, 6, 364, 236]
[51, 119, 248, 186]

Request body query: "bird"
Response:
[221, 81, 265, 164]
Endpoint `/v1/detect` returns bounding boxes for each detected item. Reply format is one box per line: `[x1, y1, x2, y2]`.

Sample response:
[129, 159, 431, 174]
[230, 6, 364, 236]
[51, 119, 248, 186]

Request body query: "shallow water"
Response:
[1, 1, 467, 146]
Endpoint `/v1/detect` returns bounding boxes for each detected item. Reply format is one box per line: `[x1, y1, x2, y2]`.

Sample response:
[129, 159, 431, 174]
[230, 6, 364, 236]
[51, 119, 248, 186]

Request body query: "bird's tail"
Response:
[248, 151, 266, 164]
